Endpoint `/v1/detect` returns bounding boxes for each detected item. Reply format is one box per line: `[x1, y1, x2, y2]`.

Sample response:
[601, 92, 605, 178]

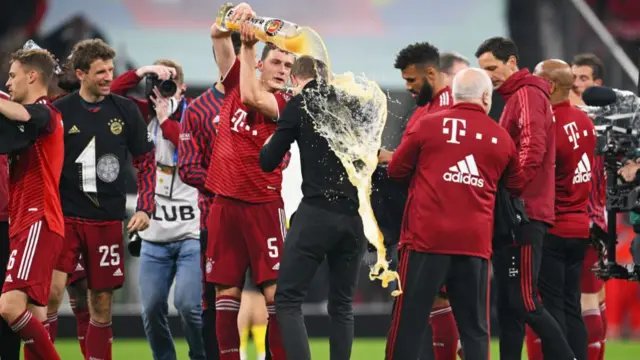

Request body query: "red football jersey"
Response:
[8, 97, 64, 238]
[205, 59, 290, 203]
[405, 86, 453, 133]
[548, 101, 596, 238]
[388, 103, 524, 259]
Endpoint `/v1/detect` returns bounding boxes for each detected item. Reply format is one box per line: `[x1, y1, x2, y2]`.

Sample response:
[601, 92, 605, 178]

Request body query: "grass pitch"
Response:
[52, 338, 640, 359]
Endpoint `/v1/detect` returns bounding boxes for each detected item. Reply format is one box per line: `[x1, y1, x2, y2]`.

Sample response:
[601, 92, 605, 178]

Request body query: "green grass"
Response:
[51, 338, 640, 359]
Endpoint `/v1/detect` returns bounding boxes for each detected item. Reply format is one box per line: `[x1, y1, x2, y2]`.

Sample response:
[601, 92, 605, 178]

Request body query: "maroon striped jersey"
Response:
[204, 59, 290, 203]
[179, 86, 224, 229]
[8, 97, 64, 238]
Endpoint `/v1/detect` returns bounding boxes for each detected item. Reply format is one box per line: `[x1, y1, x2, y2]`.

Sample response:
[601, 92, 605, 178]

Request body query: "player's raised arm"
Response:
[238, 22, 291, 119]
[211, 3, 253, 82]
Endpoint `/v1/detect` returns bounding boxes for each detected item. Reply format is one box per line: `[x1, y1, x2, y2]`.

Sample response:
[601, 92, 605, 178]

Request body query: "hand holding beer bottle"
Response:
[215, 2, 331, 69]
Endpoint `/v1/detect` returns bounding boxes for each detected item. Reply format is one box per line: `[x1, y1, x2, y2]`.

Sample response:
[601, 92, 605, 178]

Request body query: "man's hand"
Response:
[239, 22, 259, 47]
[618, 161, 640, 182]
[135, 65, 176, 80]
[150, 87, 171, 124]
[378, 149, 393, 165]
[128, 211, 150, 232]
[230, 2, 255, 23]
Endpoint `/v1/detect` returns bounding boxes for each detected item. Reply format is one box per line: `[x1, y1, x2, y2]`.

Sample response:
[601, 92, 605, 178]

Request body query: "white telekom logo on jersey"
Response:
[573, 153, 592, 184]
[443, 154, 485, 188]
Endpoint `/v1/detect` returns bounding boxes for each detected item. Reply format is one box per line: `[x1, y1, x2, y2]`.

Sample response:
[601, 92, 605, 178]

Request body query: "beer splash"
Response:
[217, 3, 401, 296]
[303, 73, 402, 297]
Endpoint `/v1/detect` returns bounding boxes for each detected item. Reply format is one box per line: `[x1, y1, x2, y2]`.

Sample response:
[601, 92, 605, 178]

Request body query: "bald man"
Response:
[385, 68, 525, 360]
[525, 60, 597, 360]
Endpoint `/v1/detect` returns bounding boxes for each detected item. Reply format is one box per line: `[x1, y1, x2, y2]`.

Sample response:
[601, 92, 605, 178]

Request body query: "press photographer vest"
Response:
[138, 116, 200, 243]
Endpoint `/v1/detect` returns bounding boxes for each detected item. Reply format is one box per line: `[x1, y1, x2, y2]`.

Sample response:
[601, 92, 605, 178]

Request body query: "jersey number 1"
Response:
[76, 137, 98, 193]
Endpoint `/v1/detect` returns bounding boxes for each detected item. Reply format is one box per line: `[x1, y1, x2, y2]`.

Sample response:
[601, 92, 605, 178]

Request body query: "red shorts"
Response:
[581, 246, 604, 294]
[66, 254, 87, 286]
[205, 196, 286, 288]
[2, 220, 63, 306]
[56, 218, 125, 290]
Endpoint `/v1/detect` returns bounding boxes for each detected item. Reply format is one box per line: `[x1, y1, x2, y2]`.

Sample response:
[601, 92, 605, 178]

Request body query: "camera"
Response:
[582, 88, 640, 281]
[145, 73, 178, 98]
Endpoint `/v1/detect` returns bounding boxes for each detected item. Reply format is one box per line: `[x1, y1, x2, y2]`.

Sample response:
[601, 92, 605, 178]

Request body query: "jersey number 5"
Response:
[267, 237, 279, 258]
[99, 244, 121, 267]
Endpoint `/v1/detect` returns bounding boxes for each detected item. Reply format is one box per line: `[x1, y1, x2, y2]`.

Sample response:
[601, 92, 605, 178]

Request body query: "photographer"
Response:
[110, 60, 190, 130]
[111, 62, 205, 359]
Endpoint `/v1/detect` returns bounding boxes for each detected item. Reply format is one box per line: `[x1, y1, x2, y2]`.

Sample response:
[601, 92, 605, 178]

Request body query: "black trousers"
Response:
[0, 221, 20, 360]
[493, 221, 575, 360]
[386, 250, 490, 360]
[275, 202, 365, 360]
[200, 229, 220, 360]
[539, 234, 588, 360]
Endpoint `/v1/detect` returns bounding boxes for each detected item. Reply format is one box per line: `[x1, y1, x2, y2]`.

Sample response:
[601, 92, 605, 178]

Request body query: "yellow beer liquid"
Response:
[217, 3, 400, 296]
[310, 73, 403, 297]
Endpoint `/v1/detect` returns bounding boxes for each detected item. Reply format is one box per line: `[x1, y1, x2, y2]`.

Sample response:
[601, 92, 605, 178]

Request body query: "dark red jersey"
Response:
[388, 103, 525, 259]
[204, 59, 290, 203]
[8, 97, 64, 238]
[549, 101, 596, 238]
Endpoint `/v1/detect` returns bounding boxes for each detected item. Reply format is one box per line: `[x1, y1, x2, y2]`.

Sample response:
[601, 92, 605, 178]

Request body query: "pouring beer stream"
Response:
[216, 3, 401, 296]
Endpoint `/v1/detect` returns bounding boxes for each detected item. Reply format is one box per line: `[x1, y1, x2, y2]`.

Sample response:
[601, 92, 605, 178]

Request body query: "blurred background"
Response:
[3, 0, 640, 352]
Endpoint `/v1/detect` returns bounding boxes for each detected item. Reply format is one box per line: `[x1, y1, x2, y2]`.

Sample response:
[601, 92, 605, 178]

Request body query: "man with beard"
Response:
[376, 42, 461, 360]
[52, 39, 156, 359]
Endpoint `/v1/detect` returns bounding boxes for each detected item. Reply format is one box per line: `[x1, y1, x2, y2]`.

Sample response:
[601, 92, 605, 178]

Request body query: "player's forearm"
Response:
[133, 151, 156, 215]
[159, 120, 180, 147]
[0, 99, 30, 122]
[260, 131, 294, 172]
[178, 163, 208, 192]
[213, 35, 236, 81]
[239, 45, 261, 107]
[110, 70, 141, 96]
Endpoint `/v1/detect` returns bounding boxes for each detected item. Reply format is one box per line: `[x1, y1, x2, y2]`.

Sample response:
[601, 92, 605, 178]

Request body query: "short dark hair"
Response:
[10, 48, 57, 85]
[572, 53, 604, 80]
[72, 39, 116, 72]
[291, 56, 329, 82]
[261, 43, 291, 61]
[394, 42, 440, 71]
[439, 52, 470, 74]
[475, 37, 519, 63]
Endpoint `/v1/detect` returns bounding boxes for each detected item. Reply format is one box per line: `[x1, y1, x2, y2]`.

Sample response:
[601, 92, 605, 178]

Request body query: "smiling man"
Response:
[52, 38, 156, 360]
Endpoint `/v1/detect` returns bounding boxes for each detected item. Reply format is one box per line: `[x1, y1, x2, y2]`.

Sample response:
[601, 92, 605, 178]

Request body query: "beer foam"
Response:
[303, 72, 402, 296]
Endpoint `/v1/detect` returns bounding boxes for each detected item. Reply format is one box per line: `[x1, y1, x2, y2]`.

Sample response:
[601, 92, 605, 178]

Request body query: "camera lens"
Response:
[159, 80, 177, 97]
